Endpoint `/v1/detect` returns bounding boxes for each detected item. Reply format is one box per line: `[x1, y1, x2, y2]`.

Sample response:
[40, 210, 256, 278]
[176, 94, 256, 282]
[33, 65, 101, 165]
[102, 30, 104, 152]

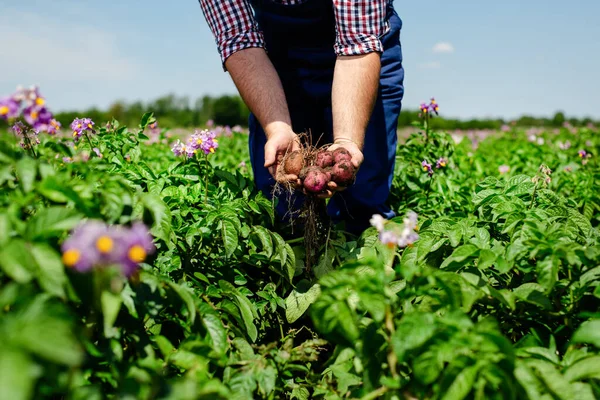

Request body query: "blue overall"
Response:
[248, 0, 404, 233]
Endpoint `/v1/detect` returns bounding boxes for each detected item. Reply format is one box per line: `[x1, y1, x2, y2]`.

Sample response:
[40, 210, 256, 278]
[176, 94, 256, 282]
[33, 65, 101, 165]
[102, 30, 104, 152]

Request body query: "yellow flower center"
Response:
[35, 97, 45, 106]
[210, 147, 215, 153]
[30, 111, 38, 120]
[386, 242, 396, 249]
[77, 123, 82, 129]
[96, 236, 114, 253]
[62, 249, 80, 267]
[440, 162, 446, 167]
[73, 131, 78, 137]
[423, 109, 428, 113]
[87, 123, 93, 129]
[128, 245, 146, 263]
[423, 166, 428, 171]
[0, 106, 8, 115]
[213, 139, 218, 144]
[196, 139, 203, 145]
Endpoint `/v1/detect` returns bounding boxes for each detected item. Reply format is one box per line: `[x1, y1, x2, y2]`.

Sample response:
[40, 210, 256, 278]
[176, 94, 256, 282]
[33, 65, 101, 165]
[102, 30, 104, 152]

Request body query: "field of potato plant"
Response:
[1, 88, 600, 400]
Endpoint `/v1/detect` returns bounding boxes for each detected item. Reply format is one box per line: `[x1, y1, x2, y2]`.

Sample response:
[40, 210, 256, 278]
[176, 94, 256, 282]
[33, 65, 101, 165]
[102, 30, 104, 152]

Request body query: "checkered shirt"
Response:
[199, 0, 392, 67]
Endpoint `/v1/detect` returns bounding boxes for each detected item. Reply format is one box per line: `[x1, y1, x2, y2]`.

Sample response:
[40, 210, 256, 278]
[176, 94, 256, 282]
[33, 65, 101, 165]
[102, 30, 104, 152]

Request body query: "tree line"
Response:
[1, 94, 597, 131]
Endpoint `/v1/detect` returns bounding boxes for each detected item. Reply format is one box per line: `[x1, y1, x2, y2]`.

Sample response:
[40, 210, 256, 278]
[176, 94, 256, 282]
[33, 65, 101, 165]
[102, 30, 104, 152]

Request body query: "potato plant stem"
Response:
[84, 133, 95, 157]
[204, 154, 209, 205]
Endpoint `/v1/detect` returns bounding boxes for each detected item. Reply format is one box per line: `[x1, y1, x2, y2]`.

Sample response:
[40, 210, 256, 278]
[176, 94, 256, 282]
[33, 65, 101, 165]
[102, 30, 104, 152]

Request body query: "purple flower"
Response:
[0, 97, 19, 120]
[206, 119, 214, 127]
[189, 129, 219, 155]
[61, 220, 155, 277]
[419, 103, 429, 114]
[435, 157, 447, 169]
[422, 160, 434, 176]
[232, 125, 243, 133]
[578, 150, 588, 158]
[93, 147, 103, 158]
[113, 222, 155, 276]
[70, 117, 95, 141]
[171, 139, 187, 156]
[61, 221, 115, 272]
[11, 121, 26, 136]
[557, 140, 571, 150]
[47, 119, 61, 135]
[429, 98, 439, 115]
[501, 124, 510, 132]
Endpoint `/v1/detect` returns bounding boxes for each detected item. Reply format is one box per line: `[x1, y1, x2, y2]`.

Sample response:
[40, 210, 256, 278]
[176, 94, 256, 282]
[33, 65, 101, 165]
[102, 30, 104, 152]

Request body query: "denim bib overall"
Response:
[248, 0, 404, 233]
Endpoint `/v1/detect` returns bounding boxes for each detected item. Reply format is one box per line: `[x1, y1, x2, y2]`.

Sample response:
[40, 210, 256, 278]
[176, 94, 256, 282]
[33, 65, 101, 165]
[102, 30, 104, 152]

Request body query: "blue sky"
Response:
[1, 0, 598, 120]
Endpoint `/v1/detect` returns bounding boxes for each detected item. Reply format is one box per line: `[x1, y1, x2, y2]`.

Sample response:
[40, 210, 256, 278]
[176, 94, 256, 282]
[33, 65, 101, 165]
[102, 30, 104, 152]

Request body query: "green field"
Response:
[1, 112, 600, 399]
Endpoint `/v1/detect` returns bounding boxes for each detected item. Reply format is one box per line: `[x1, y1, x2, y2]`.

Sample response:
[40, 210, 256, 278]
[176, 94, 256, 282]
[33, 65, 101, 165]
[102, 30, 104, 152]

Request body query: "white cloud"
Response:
[0, 9, 139, 84]
[432, 42, 455, 54]
[419, 61, 441, 70]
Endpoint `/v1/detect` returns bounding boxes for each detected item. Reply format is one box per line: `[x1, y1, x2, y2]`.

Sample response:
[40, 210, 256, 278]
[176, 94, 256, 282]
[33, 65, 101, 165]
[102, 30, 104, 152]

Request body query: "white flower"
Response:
[369, 214, 386, 232]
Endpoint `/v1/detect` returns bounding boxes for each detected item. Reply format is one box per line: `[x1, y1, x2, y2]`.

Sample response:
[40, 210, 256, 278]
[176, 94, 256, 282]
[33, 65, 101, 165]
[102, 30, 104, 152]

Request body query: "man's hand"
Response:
[317, 139, 363, 199]
[264, 128, 301, 183]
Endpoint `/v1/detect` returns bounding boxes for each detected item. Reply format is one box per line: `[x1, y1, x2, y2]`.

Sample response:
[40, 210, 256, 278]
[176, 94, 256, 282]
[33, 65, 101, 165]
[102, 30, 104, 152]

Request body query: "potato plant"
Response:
[0, 108, 599, 400]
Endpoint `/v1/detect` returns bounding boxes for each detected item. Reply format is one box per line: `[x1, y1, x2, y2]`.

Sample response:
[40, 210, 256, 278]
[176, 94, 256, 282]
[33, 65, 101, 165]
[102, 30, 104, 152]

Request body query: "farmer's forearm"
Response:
[225, 48, 293, 138]
[331, 53, 381, 149]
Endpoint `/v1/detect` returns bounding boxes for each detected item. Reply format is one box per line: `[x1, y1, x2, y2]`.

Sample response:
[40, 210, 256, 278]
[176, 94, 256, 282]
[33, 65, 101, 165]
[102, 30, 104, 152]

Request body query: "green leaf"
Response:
[564, 356, 600, 382]
[537, 256, 559, 292]
[251, 226, 273, 258]
[220, 281, 258, 342]
[26, 207, 81, 240]
[14, 296, 83, 366]
[257, 365, 277, 397]
[37, 175, 85, 207]
[139, 193, 173, 248]
[441, 364, 479, 400]
[477, 249, 496, 270]
[15, 157, 36, 193]
[139, 112, 156, 129]
[30, 244, 66, 298]
[0, 212, 11, 246]
[572, 320, 600, 348]
[222, 220, 239, 258]
[0, 240, 34, 283]
[101, 291, 122, 338]
[527, 359, 575, 400]
[285, 282, 321, 323]
[166, 281, 197, 324]
[448, 224, 463, 247]
[199, 302, 228, 356]
[0, 349, 38, 400]
[513, 283, 552, 309]
[440, 244, 479, 269]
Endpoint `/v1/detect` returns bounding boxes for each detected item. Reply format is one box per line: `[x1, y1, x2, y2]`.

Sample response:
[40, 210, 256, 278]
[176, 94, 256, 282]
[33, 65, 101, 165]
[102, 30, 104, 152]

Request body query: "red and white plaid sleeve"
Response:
[332, 0, 389, 56]
[199, 0, 265, 68]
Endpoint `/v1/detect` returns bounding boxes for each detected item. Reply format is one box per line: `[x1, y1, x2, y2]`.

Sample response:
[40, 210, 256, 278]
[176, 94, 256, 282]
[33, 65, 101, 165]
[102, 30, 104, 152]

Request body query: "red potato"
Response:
[332, 148, 352, 164]
[283, 150, 305, 175]
[315, 150, 334, 168]
[331, 160, 356, 186]
[303, 167, 329, 193]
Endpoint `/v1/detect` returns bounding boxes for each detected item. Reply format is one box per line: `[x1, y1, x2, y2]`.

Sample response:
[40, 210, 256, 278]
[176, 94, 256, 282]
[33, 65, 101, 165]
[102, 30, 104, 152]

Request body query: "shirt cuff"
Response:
[218, 31, 266, 71]
[334, 35, 384, 57]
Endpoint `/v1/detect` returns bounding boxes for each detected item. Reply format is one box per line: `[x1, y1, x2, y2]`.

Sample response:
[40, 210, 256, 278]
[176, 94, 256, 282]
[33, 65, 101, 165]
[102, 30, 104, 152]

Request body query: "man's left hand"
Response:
[315, 140, 363, 199]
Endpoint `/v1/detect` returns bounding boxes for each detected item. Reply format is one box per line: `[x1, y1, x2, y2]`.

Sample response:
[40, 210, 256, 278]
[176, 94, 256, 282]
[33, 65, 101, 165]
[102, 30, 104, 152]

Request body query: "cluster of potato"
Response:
[283, 148, 356, 194]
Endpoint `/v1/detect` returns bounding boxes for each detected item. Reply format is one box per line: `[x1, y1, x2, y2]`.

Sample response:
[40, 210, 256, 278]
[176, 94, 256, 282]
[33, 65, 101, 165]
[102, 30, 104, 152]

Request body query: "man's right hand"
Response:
[264, 128, 301, 183]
